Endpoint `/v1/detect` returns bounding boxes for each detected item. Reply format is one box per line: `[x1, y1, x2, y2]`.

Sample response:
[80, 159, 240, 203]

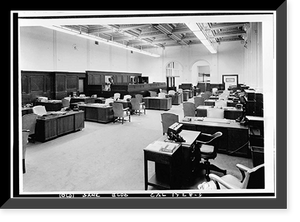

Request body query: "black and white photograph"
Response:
[5, 3, 289, 212]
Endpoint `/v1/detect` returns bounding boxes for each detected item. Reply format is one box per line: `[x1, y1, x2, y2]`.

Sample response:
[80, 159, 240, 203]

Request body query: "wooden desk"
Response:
[196, 105, 243, 120]
[204, 99, 236, 107]
[180, 117, 250, 157]
[35, 110, 84, 142]
[143, 130, 200, 190]
[143, 97, 172, 110]
[22, 107, 33, 116]
[70, 97, 95, 104]
[78, 103, 113, 123]
[167, 93, 183, 105]
[36, 100, 62, 111]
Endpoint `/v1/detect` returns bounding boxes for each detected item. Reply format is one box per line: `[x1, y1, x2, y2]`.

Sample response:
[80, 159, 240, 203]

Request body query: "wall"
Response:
[20, 25, 261, 89]
[20, 26, 144, 73]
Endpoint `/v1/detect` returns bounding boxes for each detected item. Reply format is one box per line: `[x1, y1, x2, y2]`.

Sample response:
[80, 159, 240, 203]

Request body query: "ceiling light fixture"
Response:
[43, 25, 160, 58]
[185, 23, 217, 54]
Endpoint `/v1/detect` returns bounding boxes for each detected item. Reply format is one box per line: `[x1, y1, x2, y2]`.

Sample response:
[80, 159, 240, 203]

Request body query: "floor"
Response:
[22, 96, 252, 193]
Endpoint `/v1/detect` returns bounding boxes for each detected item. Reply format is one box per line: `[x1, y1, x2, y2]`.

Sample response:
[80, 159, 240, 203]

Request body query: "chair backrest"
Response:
[135, 94, 143, 103]
[114, 93, 121, 100]
[207, 107, 224, 119]
[202, 91, 211, 100]
[212, 88, 218, 95]
[61, 98, 70, 108]
[112, 102, 124, 117]
[32, 105, 47, 116]
[22, 113, 37, 135]
[149, 91, 157, 97]
[168, 90, 176, 95]
[37, 96, 48, 102]
[183, 102, 196, 117]
[215, 99, 227, 108]
[158, 92, 166, 98]
[104, 98, 114, 105]
[161, 113, 179, 135]
[130, 98, 141, 110]
[123, 95, 132, 101]
[199, 131, 223, 158]
[194, 96, 205, 107]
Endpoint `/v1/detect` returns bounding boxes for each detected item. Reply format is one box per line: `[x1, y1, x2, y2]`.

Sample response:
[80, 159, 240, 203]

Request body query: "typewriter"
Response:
[167, 122, 185, 142]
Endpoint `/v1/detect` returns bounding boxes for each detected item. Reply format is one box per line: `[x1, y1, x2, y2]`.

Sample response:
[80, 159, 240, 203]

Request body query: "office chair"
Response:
[113, 93, 121, 101]
[135, 94, 143, 103]
[112, 102, 131, 124]
[196, 131, 227, 180]
[123, 94, 132, 101]
[105, 98, 114, 106]
[130, 98, 146, 115]
[149, 91, 157, 97]
[158, 92, 166, 98]
[61, 98, 71, 109]
[32, 105, 47, 116]
[194, 96, 205, 107]
[22, 113, 37, 142]
[198, 164, 265, 189]
[161, 113, 179, 135]
[183, 102, 196, 117]
[22, 129, 30, 174]
[168, 90, 176, 95]
[207, 107, 224, 119]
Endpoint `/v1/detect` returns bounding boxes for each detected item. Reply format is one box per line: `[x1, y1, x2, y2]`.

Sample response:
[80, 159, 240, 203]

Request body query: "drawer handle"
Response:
[190, 156, 196, 162]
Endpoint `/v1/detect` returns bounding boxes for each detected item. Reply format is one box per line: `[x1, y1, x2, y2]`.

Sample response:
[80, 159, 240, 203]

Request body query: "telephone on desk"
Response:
[167, 122, 185, 142]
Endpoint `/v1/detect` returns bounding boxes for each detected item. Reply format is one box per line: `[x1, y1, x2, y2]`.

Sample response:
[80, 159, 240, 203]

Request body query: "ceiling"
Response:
[62, 22, 250, 50]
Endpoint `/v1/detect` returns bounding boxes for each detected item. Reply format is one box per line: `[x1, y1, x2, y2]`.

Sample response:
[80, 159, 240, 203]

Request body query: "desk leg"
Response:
[144, 154, 148, 190]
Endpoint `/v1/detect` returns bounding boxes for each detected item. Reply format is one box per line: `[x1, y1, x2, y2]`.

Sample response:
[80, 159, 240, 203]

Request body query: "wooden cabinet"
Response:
[54, 72, 80, 99]
[21, 71, 53, 105]
[35, 111, 84, 142]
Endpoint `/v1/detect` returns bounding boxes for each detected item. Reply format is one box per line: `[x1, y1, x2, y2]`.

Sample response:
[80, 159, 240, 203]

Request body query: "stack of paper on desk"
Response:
[144, 141, 180, 153]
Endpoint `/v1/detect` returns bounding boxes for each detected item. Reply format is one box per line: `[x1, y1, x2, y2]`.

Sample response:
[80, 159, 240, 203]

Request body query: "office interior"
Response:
[18, 11, 276, 194]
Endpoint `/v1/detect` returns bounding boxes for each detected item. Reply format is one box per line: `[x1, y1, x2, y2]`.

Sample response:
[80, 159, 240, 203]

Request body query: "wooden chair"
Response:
[198, 164, 265, 189]
[183, 102, 196, 117]
[131, 98, 146, 115]
[112, 102, 131, 124]
[161, 113, 179, 135]
[196, 132, 226, 180]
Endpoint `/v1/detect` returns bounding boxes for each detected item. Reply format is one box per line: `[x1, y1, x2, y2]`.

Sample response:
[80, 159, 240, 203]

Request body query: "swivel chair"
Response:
[196, 131, 227, 180]
[22, 113, 37, 142]
[22, 129, 30, 174]
[183, 102, 196, 117]
[161, 113, 179, 135]
[131, 98, 146, 115]
[112, 102, 131, 124]
[198, 163, 265, 189]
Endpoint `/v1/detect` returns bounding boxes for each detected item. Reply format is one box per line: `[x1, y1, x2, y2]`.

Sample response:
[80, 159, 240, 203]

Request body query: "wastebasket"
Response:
[251, 146, 264, 167]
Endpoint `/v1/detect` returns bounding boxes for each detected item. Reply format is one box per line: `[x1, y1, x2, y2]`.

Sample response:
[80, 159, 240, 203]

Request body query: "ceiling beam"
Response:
[209, 23, 248, 30]
[214, 30, 246, 38]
